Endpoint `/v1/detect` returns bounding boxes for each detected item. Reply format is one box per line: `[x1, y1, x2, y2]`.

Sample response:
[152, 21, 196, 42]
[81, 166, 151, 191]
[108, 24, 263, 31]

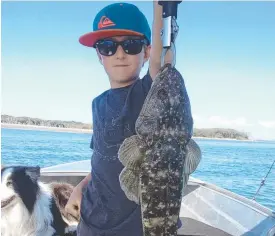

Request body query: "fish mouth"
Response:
[1, 195, 16, 209]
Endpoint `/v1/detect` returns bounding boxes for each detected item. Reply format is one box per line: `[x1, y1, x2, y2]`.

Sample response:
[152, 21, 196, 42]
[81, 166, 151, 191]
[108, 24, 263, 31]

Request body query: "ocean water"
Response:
[1, 128, 275, 211]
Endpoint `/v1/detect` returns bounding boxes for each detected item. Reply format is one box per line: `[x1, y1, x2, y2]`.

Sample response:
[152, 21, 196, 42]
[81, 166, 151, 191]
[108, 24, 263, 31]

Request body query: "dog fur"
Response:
[1, 166, 79, 236]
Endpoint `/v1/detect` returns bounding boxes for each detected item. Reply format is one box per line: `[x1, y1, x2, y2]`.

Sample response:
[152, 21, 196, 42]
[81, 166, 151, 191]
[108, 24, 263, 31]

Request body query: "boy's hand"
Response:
[149, 1, 175, 79]
[65, 172, 91, 220]
[65, 184, 82, 220]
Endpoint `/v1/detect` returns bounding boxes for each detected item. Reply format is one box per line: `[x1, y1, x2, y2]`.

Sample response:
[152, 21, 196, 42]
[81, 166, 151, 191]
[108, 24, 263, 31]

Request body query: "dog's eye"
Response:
[6, 181, 12, 187]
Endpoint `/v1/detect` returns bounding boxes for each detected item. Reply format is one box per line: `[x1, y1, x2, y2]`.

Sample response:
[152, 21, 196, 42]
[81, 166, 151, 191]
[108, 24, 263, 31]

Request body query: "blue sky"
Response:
[1, 1, 275, 140]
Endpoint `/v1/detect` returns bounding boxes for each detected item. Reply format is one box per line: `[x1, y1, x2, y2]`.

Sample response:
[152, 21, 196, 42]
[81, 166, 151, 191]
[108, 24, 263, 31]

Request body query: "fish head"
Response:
[136, 64, 193, 144]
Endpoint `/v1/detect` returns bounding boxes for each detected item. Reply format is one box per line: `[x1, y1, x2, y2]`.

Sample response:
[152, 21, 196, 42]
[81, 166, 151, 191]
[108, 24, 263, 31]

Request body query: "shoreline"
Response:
[1, 123, 92, 134]
[1, 123, 254, 141]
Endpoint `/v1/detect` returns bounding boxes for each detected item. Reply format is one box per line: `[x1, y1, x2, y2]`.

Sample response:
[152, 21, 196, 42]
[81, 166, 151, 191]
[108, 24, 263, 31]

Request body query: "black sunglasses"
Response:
[95, 38, 148, 56]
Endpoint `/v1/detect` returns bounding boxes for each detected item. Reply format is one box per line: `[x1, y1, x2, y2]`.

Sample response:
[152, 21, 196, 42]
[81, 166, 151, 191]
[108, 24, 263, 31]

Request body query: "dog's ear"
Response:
[25, 166, 40, 182]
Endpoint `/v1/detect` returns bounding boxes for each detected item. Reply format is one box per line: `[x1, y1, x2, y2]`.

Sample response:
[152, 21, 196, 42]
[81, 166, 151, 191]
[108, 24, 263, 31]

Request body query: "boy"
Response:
[65, 2, 177, 235]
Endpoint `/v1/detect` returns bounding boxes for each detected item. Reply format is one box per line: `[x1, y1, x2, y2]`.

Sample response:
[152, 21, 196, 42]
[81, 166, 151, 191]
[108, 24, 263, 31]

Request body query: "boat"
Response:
[41, 160, 275, 236]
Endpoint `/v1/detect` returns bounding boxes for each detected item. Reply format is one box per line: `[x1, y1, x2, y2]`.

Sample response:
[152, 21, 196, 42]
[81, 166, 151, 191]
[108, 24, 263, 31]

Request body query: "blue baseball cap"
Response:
[79, 2, 151, 47]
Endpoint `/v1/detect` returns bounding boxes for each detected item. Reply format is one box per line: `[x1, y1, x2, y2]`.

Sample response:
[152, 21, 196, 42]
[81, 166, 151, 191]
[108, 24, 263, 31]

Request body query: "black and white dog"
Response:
[1, 166, 79, 236]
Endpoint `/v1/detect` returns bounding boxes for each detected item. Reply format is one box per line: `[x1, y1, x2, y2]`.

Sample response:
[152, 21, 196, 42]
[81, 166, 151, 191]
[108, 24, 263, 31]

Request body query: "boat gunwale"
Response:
[41, 167, 275, 218]
[187, 177, 275, 218]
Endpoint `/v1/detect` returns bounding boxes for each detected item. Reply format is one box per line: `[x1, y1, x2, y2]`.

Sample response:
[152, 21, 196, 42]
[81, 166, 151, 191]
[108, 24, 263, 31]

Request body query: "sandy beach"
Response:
[1, 123, 254, 141]
[193, 136, 253, 142]
[1, 123, 92, 134]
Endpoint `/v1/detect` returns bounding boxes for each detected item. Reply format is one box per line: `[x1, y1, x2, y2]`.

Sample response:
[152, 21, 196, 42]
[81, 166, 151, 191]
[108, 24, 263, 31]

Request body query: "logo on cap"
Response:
[98, 16, 116, 29]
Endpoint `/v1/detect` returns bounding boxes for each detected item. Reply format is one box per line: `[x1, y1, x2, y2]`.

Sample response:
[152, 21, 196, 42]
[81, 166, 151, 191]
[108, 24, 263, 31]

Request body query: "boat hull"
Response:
[41, 160, 275, 236]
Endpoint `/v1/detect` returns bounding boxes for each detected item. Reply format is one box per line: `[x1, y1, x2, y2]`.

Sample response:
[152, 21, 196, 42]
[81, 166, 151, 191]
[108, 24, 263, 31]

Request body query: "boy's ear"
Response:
[143, 45, 151, 63]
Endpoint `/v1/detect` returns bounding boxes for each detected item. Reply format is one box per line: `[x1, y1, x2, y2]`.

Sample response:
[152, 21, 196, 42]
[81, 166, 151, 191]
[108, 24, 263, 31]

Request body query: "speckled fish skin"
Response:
[138, 63, 193, 236]
[118, 63, 200, 236]
[135, 63, 193, 147]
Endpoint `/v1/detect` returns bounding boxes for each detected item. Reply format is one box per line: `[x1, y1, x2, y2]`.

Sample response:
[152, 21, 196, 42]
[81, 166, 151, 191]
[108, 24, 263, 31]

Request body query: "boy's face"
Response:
[95, 35, 151, 88]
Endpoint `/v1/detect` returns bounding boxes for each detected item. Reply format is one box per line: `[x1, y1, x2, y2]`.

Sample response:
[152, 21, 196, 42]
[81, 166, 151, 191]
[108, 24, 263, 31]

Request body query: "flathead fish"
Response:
[118, 63, 201, 236]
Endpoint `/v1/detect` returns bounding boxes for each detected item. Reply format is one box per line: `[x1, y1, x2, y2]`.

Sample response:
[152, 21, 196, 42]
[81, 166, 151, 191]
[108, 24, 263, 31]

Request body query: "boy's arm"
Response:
[149, 1, 174, 80]
[65, 172, 91, 218]
[78, 172, 91, 188]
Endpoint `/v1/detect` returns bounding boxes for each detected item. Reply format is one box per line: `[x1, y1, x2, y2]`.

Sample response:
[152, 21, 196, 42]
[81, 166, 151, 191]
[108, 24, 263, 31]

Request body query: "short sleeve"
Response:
[90, 99, 96, 150]
[90, 135, 94, 150]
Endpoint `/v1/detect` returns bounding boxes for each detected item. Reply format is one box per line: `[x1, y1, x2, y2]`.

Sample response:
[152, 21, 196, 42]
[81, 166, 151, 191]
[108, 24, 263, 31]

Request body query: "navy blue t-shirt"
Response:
[78, 71, 153, 236]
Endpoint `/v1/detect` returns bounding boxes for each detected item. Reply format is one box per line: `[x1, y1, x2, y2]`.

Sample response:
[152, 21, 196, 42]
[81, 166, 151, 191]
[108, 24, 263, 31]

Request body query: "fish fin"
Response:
[184, 139, 202, 174]
[118, 135, 146, 204]
[182, 173, 190, 196]
[118, 135, 145, 168]
[119, 167, 140, 204]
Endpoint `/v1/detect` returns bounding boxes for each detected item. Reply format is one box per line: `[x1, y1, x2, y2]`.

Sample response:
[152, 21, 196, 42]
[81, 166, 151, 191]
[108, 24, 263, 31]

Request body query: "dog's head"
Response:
[1, 166, 40, 213]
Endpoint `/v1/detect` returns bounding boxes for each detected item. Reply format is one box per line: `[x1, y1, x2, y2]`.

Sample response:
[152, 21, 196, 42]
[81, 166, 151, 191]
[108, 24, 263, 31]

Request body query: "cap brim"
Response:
[79, 29, 144, 47]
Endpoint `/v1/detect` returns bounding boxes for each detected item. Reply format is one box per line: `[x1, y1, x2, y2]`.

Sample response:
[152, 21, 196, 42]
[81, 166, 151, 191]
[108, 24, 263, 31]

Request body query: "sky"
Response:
[1, 1, 275, 140]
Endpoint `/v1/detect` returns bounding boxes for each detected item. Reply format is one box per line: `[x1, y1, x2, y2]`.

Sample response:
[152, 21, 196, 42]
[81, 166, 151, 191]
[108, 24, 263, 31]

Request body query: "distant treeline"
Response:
[193, 128, 249, 140]
[1, 114, 249, 140]
[1, 114, 92, 130]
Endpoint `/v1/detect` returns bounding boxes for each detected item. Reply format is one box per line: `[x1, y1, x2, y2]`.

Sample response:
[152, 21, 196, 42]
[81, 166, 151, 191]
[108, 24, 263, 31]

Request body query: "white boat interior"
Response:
[41, 160, 275, 236]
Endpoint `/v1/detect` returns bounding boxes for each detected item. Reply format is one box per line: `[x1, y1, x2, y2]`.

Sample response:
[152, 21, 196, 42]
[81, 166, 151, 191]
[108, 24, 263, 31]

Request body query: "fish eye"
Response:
[157, 89, 168, 100]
